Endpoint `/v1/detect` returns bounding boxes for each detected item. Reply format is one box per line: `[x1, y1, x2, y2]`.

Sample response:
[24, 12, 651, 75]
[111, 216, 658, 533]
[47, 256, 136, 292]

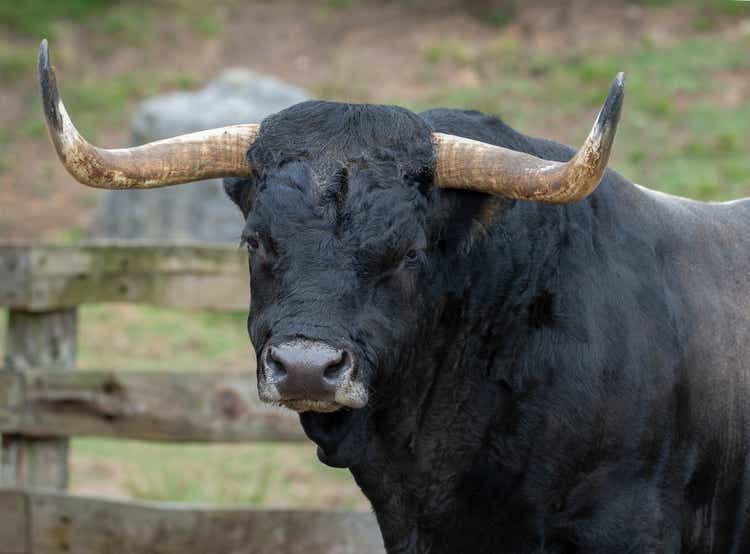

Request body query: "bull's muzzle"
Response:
[258, 339, 368, 412]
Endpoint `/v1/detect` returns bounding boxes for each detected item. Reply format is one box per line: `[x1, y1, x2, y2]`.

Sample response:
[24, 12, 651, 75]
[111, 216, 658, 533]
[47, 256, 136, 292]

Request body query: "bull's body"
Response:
[37, 43, 750, 549]
[291, 108, 750, 553]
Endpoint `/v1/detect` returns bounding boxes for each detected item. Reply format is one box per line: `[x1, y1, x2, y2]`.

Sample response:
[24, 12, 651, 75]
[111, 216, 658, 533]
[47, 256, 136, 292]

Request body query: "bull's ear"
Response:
[223, 177, 256, 218]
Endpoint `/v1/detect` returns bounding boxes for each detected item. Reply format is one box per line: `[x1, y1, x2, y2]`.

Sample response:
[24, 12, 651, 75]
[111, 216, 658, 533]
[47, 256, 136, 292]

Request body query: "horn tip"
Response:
[596, 72, 625, 133]
[38, 39, 49, 78]
[38, 38, 62, 133]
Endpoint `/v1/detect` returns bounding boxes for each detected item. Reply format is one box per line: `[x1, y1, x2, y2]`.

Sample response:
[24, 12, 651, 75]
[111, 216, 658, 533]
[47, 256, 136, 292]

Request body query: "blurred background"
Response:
[0, 0, 748, 509]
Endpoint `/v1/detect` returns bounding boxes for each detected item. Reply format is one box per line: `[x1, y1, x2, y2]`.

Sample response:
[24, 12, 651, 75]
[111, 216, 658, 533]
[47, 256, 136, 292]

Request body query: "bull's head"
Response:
[39, 40, 624, 466]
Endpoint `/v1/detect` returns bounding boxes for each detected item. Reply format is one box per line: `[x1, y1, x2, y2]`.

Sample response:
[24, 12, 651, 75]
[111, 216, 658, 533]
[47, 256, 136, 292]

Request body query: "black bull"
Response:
[222, 101, 750, 553]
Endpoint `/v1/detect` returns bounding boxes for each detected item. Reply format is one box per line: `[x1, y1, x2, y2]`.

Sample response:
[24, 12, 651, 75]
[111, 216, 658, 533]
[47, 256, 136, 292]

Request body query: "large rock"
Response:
[92, 69, 309, 242]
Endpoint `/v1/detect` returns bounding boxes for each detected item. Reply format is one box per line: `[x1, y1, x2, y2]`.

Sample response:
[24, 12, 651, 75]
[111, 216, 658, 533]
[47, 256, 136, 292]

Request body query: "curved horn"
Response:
[433, 73, 625, 203]
[38, 39, 258, 189]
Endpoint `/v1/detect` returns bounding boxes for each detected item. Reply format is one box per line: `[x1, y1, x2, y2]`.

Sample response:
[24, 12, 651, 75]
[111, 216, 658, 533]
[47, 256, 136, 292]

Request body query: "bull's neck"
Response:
[352, 196, 577, 538]
[351, 191, 627, 551]
[433, 195, 570, 376]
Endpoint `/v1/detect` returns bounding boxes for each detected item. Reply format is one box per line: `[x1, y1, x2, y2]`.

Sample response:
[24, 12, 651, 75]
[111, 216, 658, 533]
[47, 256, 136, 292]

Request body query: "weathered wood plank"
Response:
[0, 242, 250, 312]
[0, 370, 306, 442]
[0, 374, 22, 432]
[7, 488, 384, 554]
[1, 310, 76, 490]
[0, 489, 28, 554]
[0, 247, 30, 310]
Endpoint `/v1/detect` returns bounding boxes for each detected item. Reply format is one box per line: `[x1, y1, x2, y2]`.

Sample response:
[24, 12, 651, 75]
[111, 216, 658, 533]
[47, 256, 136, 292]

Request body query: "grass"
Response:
[0, 0, 114, 37]
[0, 130, 11, 174]
[71, 439, 364, 508]
[101, 4, 153, 45]
[192, 13, 224, 37]
[423, 39, 479, 67]
[325, 0, 356, 9]
[0, 43, 28, 81]
[77, 304, 250, 371]
[5, 65, 199, 145]
[0, 305, 249, 375]
[406, 30, 750, 201]
[58, 71, 201, 141]
[464, 0, 518, 27]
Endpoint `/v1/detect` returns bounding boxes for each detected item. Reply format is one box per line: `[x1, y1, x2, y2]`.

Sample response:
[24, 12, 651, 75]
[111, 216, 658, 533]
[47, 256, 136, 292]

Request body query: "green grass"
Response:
[50, 70, 199, 141]
[325, 0, 356, 9]
[0, 43, 28, 81]
[405, 31, 750, 201]
[21, 116, 46, 139]
[0, 0, 114, 37]
[423, 39, 479, 67]
[0, 129, 12, 172]
[70, 439, 364, 507]
[0, 0, 199, 160]
[464, 0, 518, 27]
[0, 305, 249, 374]
[192, 13, 223, 37]
[102, 4, 153, 45]
[55, 226, 87, 244]
[77, 305, 250, 371]
[631, 0, 746, 8]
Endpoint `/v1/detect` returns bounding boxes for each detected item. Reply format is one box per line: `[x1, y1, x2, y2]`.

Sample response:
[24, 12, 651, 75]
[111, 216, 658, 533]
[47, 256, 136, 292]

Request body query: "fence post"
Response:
[1, 308, 77, 489]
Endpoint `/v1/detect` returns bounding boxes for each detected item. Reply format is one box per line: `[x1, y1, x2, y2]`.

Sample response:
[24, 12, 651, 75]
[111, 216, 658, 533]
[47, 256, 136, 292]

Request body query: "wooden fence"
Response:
[0, 242, 383, 554]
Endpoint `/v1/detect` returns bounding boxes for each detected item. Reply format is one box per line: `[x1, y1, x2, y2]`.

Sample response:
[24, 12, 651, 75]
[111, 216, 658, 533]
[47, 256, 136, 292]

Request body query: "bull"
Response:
[39, 39, 750, 553]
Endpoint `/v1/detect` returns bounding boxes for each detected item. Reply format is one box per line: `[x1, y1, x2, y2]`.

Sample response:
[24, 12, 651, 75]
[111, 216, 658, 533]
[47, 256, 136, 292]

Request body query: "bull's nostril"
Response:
[265, 346, 287, 382]
[323, 350, 351, 384]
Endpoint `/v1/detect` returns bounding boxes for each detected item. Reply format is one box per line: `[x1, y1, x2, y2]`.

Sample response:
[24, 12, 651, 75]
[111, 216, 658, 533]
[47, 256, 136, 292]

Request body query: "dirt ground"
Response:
[2, 0, 747, 240]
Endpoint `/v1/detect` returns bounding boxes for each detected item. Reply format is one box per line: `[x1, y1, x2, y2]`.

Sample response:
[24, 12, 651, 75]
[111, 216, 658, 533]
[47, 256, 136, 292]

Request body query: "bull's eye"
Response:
[246, 237, 260, 252]
[404, 249, 418, 262]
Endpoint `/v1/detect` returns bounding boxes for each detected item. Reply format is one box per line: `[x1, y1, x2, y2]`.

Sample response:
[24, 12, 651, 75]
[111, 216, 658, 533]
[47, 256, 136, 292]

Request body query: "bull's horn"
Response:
[432, 73, 625, 203]
[38, 39, 258, 189]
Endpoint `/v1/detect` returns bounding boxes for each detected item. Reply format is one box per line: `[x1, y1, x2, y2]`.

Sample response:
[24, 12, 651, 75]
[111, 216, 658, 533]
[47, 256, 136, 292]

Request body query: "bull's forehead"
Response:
[244, 101, 436, 255]
[250, 159, 427, 250]
[248, 100, 435, 172]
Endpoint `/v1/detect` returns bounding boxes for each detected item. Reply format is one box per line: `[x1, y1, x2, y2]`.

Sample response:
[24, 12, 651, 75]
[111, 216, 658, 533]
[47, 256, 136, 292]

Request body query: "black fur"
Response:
[224, 100, 750, 553]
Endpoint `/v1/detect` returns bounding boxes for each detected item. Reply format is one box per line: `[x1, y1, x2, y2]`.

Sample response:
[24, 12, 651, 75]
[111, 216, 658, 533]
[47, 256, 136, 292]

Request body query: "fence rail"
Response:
[0, 242, 385, 553]
[0, 488, 382, 554]
[0, 370, 305, 442]
[0, 242, 250, 311]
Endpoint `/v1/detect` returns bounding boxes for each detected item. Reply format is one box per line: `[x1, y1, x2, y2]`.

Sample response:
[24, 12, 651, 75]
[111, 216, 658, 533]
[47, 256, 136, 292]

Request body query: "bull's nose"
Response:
[261, 340, 353, 401]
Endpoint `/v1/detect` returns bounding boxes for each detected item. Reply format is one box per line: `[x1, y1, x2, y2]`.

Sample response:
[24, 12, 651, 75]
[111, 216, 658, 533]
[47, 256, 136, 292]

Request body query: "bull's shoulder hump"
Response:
[633, 184, 750, 225]
[633, 183, 749, 208]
